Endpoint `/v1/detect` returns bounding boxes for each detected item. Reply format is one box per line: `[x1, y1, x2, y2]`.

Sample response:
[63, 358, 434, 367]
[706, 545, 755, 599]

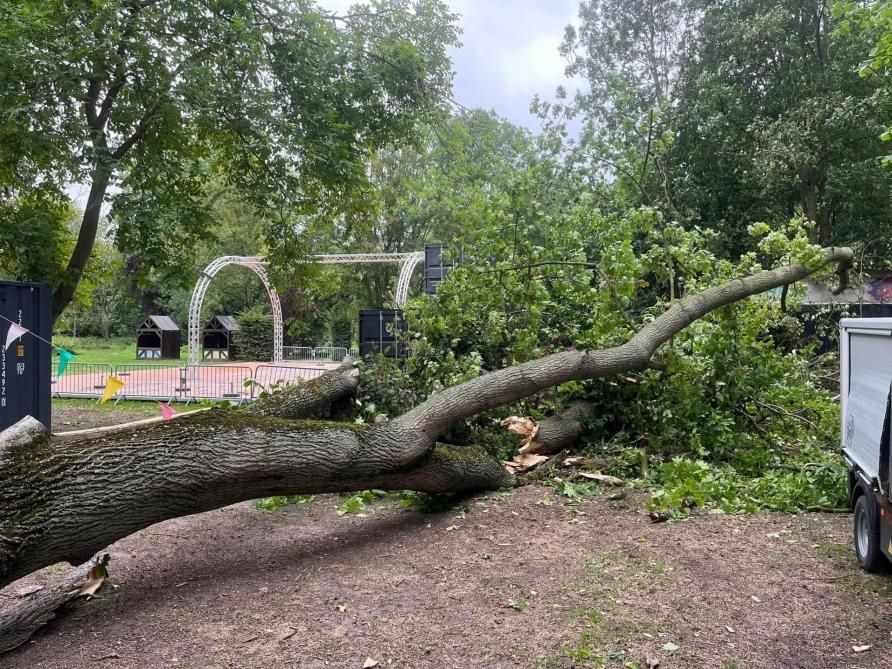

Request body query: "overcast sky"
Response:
[319, 0, 584, 130]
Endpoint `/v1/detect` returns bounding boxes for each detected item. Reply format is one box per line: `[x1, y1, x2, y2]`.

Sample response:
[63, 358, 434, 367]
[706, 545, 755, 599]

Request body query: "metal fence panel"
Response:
[312, 346, 348, 363]
[282, 346, 314, 362]
[52, 362, 114, 399]
[185, 364, 254, 401]
[252, 364, 326, 396]
[113, 364, 186, 401]
[283, 346, 356, 363]
[53, 362, 330, 403]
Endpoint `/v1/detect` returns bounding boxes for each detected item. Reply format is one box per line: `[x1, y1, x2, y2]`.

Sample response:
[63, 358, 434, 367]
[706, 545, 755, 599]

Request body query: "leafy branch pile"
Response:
[356, 214, 846, 515]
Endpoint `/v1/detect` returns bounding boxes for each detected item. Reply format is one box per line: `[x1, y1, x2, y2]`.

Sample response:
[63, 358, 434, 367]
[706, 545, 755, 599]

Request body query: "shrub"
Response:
[331, 317, 353, 349]
[236, 306, 274, 361]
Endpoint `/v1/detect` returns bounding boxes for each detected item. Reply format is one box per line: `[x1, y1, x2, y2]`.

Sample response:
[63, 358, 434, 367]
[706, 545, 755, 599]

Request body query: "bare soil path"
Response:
[3, 485, 891, 669]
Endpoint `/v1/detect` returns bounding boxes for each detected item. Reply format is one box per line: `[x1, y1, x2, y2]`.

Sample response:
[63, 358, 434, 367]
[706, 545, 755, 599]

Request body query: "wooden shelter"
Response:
[202, 315, 240, 360]
[136, 315, 181, 360]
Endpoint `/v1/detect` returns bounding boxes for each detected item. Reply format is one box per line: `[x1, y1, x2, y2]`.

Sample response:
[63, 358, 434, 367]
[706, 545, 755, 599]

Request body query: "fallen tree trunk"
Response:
[0, 561, 94, 654]
[516, 400, 597, 456]
[0, 410, 512, 589]
[0, 247, 854, 650]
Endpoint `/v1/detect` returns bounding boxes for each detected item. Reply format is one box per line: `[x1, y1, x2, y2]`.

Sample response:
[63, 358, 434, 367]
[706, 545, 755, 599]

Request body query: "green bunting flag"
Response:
[57, 349, 75, 377]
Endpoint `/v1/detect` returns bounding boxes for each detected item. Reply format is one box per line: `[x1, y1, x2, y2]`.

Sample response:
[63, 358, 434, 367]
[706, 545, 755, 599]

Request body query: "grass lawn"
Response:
[52, 335, 188, 366]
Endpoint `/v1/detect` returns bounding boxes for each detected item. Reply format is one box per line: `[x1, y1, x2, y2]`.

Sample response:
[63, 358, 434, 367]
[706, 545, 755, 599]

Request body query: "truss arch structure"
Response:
[188, 252, 426, 364]
[188, 256, 283, 366]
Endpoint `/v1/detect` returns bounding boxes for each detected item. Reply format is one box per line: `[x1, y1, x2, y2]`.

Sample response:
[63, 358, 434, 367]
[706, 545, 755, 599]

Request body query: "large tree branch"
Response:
[396, 247, 854, 441]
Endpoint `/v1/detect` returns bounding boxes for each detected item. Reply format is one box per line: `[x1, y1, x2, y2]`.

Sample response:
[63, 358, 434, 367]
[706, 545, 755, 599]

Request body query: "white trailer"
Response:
[841, 317, 892, 571]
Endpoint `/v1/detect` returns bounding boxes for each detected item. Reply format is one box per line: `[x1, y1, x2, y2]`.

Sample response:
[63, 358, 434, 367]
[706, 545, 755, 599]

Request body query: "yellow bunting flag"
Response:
[99, 376, 125, 404]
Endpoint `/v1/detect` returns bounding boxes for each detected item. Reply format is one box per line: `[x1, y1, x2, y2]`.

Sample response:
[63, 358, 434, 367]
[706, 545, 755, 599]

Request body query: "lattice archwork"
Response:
[188, 256, 283, 365]
[188, 253, 426, 364]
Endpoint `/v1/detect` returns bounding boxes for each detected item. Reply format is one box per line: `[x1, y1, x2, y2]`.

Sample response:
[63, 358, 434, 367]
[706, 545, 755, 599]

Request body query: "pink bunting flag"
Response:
[159, 402, 176, 421]
[4, 323, 27, 351]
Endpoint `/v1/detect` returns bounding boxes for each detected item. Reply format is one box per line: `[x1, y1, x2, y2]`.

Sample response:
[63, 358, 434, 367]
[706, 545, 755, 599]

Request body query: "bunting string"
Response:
[0, 313, 77, 378]
[0, 314, 182, 418]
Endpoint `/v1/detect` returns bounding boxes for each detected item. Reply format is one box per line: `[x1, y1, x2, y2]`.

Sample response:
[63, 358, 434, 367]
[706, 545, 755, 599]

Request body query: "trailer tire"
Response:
[854, 494, 885, 572]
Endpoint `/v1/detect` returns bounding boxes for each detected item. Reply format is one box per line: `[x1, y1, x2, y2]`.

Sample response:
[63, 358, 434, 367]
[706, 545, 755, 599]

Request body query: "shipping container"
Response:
[0, 280, 52, 431]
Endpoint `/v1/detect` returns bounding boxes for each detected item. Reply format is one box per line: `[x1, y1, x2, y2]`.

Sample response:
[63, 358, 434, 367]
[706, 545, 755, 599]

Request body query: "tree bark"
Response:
[0, 247, 855, 646]
[0, 561, 94, 655]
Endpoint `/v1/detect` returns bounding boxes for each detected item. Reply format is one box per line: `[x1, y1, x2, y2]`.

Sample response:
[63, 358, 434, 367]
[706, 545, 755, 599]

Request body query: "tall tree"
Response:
[671, 0, 892, 252]
[556, 0, 892, 255]
[0, 0, 458, 319]
[314, 110, 539, 307]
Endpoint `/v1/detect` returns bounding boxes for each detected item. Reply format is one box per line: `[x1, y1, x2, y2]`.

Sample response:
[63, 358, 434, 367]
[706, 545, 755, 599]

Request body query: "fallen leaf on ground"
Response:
[853, 645, 871, 653]
[362, 659, 380, 668]
[578, 472, 625, 486]
[563, 456, 585, 466]
[662, 642, 679, 652]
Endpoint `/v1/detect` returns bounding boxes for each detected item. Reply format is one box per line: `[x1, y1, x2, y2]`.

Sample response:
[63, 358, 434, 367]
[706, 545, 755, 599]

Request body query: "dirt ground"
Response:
[4, 484, 892, 669]
[52, 398, 165, 431]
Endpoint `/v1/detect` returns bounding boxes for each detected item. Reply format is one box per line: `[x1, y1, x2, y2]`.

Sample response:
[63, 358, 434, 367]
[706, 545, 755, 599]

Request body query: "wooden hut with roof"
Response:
[202, 315, 240, 360]
[136, 315, 181, 360]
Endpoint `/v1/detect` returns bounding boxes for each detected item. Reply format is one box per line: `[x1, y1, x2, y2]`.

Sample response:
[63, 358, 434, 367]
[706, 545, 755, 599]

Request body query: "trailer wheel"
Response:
[854, 495, 884, 572]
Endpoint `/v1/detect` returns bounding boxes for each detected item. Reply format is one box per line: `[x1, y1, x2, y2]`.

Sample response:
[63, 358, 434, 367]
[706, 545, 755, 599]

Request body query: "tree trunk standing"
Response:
[800, 163, 831, 246]
[0, 247, 854, 652]
[52, 171, 110, 321]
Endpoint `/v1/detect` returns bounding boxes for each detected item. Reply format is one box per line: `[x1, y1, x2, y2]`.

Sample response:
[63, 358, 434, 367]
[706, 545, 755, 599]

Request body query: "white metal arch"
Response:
[395, 252, 424, 306]
[188, 256, 283, 365]
[187, 251, 427, 364]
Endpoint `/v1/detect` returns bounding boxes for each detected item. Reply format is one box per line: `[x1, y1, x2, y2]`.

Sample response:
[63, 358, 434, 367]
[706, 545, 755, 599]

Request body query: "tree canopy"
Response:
[0, 0, 458, 318]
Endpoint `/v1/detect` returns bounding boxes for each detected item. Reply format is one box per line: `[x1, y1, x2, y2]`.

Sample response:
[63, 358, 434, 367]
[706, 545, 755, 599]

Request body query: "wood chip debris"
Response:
[94, 653, 120, 661]
[500, 416, 538, 448]
[504, 453, 549, 474]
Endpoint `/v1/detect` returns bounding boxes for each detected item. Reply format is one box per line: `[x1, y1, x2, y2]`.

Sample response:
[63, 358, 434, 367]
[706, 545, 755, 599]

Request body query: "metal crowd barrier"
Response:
[114, 363, 185, 401]
[52, 362, 326, 402]
[51, 362, 114, 399]
[311, 346, 348, 362]
[252, 364, 326, 394]
[282, 346, 315, 362]
[184, 364, 254, 402]
[282, 346, 355, 363]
